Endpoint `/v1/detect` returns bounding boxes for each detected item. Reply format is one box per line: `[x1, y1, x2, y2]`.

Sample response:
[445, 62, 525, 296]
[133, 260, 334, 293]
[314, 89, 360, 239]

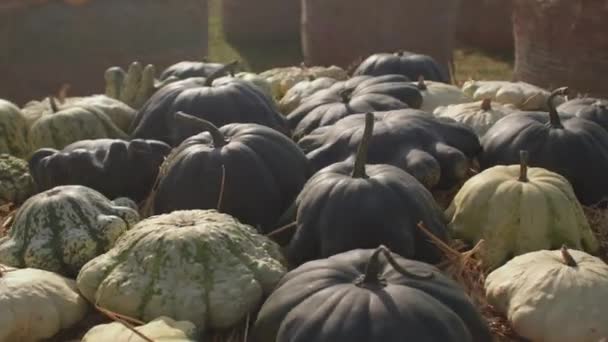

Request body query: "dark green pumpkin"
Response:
[130, 63, 288, 146]
[29, 138, 171, 202]
[151, 112, 311, 233]
[159, 60, 226, 81]
[480, 87, 608, 206]
[556, 97, 608, 133]
[287, 74, 422, 140]
[288, 113, 448, 266]
[352, 51, 450, 83]
[299, 110, 481, 191]
[253, 246, 492, 342]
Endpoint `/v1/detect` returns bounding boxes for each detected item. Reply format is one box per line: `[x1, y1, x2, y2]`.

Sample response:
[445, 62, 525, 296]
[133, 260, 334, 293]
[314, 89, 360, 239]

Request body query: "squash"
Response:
[152, 112, 311, 233]
[485, 247, 608, 342]
[22, 94, 136, 134]
[557, 96, 608, 132]
[82, 316, 198, 342]
[462, 80, 565, 111]
[0, 99, 30, 158]
[129, 63, 289, 146]
[29, 138, 172, 202]
[259, 64, 348, 99]
[77, 209, 287, 333]
[0, 185, 140, 276]
[447, 150, 600, 270]
[253, 246, 492, 342]
[414, 76, 471, 112]
[278, 76, 338, 113]
[480, 87, 608, 206]
[0, 154, 35, 206]
[288, 113, 448, 266]
[0, 264, 89, 342]
[104, 62, 169, 110]
[352, 51, 450, 83]
[287, 74, 423, 140]
[434, 98, 517, 137]
[159, 60, 226, 81]
[299, 110, 482, 191]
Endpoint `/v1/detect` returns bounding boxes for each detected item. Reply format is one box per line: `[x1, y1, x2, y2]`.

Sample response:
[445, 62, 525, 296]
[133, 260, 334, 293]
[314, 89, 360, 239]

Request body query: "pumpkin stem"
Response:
[481, 98, 492, 111]
[560, 245, 578, 267]
[48, 96, 59, 113]
[396, 51, 404, 57]
[173, 112, 226, 147]
[352, 113, 374, 178]
[547, 87, 569, 129]
[518, 150, 529, 182]
[204, 60, 239, 87]
[358, 245, 434, 287]
[417, 75, 427, 90]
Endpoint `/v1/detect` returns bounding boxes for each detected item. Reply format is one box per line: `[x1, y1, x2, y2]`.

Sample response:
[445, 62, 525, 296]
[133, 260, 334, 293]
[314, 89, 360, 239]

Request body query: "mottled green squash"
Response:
[0, 154, 35, 206]
[77, 209, 286, 333]
[0, 100, 30, 158]
[82, 316, 198, 342]
[446, 151, 599, 270]
[0, 185, 140, 276]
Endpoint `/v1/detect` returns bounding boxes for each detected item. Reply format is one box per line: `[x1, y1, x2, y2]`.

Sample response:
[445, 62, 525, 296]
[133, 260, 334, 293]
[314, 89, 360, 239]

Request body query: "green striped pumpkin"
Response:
[76, 209, 286, 333]
[0, 100, 30, 158]
[0, 154, 35, 206]
[0, 185, 140, 276]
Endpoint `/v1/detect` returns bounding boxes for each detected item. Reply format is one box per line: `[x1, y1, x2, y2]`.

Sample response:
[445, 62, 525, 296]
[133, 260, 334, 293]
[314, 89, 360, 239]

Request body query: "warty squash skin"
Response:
[259, 64, 348, 99]
[434, 98, 517, 138]
[0, 265, 89, 342]
[82, 316, 198, 342]
[352, 51, 451, 83]
[76, 209, 287, 333]
[0, 99, 30, 158]
[447, 151, 599, 270]
[253, 246, 492, 342]
[151, 112, 311, 234]
[0, 154, 35, 206]
[288, 113, 448, 266]
[0, 185, 140, 277]
[480, 87, 608, 206]
[485, 247, 608, 342]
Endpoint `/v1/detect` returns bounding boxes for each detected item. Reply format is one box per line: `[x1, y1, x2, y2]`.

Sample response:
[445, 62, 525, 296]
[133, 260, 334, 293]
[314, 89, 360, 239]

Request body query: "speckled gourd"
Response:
[0, 185, 140, 276]
[0, 154, 36, 206]
[76, 209, 287, 333]
[446, 151, 599, 270]
[0, 99, 30, 158]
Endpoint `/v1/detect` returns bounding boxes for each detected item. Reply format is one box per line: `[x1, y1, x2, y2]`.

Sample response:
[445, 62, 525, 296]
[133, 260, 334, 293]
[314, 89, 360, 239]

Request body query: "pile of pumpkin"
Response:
[1, 51, 608, 342]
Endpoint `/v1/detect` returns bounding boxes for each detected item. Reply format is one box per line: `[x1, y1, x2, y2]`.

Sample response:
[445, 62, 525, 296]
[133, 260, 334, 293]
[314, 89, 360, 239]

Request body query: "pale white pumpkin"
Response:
[0, 99, 30, 158]
[82, 316, 198, 342]
[0, 264, 89, 342]
[433, 98, 517, 137]
[414, 77, 471, 112]
[462, 80, 566, 111]
[485, 247, 608, 342]
[278, 76, 339, 113]
[446, 151, 599, 270]
[233, 72, 275, 100]
[77, 209, 287, 333]
[259, 64, 348, 99]
[0, 185, 140, 276]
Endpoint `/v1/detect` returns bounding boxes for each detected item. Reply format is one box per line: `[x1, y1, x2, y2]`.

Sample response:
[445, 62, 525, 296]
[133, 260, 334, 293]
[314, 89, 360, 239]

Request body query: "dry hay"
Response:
[0, 203, 16, 237]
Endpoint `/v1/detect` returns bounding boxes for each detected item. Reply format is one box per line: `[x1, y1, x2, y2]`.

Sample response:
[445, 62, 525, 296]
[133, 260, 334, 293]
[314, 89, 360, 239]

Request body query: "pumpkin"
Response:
[233, 72, 275, 100]
[82, 316, 198, 342]
[448, 150, 600, 270]
[480, 87, 608, 206]
[485, 247, 608, 342]
[159, 60, 226, 81]
[462, 80, 565, 111]
[352, 51, 451, 83]
[414, 76, 471, 112]
[278, 76, 338, 113]
[557, 96, 608, 132]
[434, 98, 517, 138]
[288, 113, 448, 266]
[287, 74, 423, 140]
[129, 63, 289, 146]
[29, 138, 172, 202]
[0, 265, 89, 342]
[77, 209, 287, 332]
[0, 99, 30, 158]
[299, 110, 482, 190]
[259, 64, 349, 99]
[0, 185, 140, 276]
[152, 112, 311, 233]
[0, 154, 35, 206]
[22, 94, 136, 133]
[253, 246, 492, 342]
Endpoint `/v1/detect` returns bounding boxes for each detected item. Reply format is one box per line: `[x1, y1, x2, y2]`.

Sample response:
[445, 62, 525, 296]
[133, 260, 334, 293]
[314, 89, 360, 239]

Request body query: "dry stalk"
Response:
[583, 204, 608, 263]
[94, 304, 153, 342]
